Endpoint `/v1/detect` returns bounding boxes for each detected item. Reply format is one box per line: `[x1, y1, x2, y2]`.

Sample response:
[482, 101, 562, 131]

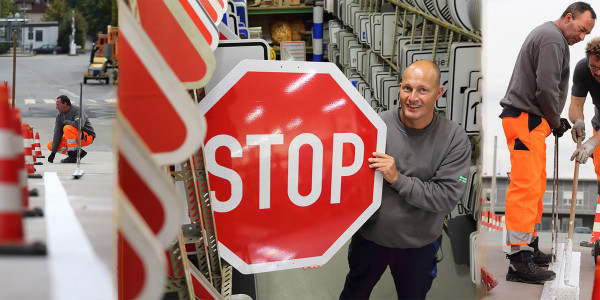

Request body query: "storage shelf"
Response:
[273, 45, 313, 55]
[248, 6, 314, 14]
[389, 0, 482, 42]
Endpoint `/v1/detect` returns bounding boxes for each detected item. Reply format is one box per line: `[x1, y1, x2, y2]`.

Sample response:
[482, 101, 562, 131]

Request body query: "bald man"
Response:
[339, 60, 471, 299]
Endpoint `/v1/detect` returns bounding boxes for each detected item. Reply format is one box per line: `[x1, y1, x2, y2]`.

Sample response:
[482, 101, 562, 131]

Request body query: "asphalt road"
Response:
[0, 53, 117, 118]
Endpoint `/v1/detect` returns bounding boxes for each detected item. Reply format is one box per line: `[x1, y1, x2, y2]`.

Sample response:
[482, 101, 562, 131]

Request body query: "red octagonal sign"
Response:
[199, 60, 386, 274]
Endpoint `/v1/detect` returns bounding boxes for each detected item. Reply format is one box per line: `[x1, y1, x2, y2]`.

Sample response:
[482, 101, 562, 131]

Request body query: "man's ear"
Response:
[436, 86, 444, 100]
[565, 12, 574, 24]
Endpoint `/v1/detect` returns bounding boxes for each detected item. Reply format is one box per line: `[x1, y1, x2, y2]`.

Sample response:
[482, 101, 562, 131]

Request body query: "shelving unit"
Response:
[248, 5, 314, 14]
[247, 5, 317, 59]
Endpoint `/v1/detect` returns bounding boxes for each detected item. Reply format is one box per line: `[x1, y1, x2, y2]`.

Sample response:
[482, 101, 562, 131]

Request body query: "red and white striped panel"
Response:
[118, 3, 208, 165]
[134, 0, 216, 89]
[218, 22, 241, 40]
[177, 0, 220, 50]
[0, 84, 23, 242]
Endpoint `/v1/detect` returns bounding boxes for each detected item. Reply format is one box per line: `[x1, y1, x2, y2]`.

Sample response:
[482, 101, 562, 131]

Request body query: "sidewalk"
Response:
[477, 230, 596, 299]
[0, 117, 114, 299]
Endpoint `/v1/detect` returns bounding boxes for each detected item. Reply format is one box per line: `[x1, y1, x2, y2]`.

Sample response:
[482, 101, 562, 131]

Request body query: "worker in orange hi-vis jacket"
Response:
[499, 2, 596, 285]
[47, 95, 96, 164]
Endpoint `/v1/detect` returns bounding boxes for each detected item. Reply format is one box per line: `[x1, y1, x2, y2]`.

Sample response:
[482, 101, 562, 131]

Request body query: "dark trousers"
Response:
[339, 233, 441, 300]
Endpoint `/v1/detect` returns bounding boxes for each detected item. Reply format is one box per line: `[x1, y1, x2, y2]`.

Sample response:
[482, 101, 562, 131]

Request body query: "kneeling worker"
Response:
[47, 95, 96, 163]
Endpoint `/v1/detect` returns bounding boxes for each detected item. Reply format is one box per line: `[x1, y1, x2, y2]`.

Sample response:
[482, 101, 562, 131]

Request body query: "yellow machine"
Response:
[83, 56, 110, 84]
[84, 25, 119, 84]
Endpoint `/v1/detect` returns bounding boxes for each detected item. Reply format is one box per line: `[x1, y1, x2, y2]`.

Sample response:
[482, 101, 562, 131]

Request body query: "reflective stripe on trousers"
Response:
[501, 111, 551, 248]
[47, 125, 93, 154]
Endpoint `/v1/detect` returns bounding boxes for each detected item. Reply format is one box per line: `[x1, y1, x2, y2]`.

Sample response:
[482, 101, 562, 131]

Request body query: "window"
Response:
[542, 191, 553, 205]
[35, 30, 42, 42]
[563, 191, 584, 206]
[20, 3, 31, 10]
[483, 189, 492, 202]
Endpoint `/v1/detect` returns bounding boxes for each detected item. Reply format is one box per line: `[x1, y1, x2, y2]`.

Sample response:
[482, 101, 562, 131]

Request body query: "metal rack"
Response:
[344, 0, 481, 75]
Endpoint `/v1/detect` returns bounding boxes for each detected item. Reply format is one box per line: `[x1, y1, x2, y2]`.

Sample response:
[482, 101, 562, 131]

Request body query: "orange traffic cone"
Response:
[33, 131, 44, 159]
[22, 123, 34, 174]
[592, 195, 600, 243]
[22, 124, 41, 179]
[11, 109, 28, 207]
[0, 84, 45, 255]
[28, 127, 42, 166]
[12, 111, 41, 215]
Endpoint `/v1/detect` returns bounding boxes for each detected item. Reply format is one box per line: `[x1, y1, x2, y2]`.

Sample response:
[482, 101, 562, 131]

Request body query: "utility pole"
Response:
[69, 9, 76, 55]
[12, 30, 16, 108]
[490, 136, 498, 214]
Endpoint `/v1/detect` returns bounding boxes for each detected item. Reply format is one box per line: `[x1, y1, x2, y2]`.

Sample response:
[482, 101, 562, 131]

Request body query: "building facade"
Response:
[482, 176, 598, 233]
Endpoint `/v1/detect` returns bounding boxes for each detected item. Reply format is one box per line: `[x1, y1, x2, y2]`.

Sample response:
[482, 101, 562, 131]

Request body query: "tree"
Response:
[42, 0, 88, 51]
[79, 0, 114, 39]
[60, 0, 116, 39]
[0, 0, 18, 18]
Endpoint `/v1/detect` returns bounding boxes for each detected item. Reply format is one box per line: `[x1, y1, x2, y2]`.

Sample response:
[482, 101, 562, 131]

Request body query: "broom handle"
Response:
[568, 137, 583, 239]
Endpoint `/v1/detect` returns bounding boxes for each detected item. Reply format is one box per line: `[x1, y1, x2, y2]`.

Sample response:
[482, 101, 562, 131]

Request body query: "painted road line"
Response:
[87, 99, 97, 103]
[43, 99, 55, 104]
[44, 172, 114, 300]
[105, 99, 117, 103]
[24, 99, 36, 104]
[58, 88, 78, 99]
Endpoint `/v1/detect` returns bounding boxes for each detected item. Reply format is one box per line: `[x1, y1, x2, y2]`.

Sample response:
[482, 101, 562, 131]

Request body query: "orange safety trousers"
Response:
[502, 112, 551, 247]
[46, 125, 94, 154]
[593, 130, 600, 181]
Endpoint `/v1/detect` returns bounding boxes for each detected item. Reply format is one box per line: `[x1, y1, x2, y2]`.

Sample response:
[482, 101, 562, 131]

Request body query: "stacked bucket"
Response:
[0, 83, 45, 255]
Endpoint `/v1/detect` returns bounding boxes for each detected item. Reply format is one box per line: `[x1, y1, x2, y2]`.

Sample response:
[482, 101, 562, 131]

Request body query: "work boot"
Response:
[80, 149, 87, 160]
[506, 261, 556, 284]
[60, 151, 77, 163]
[532, 249, 552, 267]
[529, 236, 552, 267]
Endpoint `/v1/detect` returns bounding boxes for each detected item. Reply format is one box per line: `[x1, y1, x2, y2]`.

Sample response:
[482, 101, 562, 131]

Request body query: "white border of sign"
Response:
[199, 60, 386, 274]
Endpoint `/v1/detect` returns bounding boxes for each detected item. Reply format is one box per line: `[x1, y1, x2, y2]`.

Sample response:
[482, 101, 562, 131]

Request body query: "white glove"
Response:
[571, 119, 586, 143]
[570, 137, 599, 164]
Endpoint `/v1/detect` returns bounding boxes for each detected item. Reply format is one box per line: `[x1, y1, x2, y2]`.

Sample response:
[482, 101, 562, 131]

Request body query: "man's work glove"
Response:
[48, 152, 55, 163]
[552, 118, 571, 138]
[571, 119, 586, 142]
[570, 137, 599, 164]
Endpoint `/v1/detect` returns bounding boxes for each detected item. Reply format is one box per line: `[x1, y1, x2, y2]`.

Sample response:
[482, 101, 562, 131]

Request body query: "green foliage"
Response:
[54, 0, 117, 39]
[0, 43, 10, 54]
[42, 0, 118, 49]
[0, 0, 18, 18]
[42, 0, 88, 51]
[78, 0, 114, 39]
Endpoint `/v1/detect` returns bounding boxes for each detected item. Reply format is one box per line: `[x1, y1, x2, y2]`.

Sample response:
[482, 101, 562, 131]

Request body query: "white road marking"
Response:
[58, 88, 78, 99]
[44, 172, 114, 300]
[24, 99, 35, 104]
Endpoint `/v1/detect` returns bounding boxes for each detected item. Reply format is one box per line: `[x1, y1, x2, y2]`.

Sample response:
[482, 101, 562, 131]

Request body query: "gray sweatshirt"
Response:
[358, 110, 471, 248]
[499, 21, 570, 129]
[51, 104, 96, 153]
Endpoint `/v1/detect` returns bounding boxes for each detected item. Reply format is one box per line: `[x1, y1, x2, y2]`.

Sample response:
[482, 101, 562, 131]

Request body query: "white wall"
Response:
[21, 23, 58, 50]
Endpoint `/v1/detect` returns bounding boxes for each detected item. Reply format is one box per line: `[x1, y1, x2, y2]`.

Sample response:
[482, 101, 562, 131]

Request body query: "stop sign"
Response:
[199, 60, 386, 274]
